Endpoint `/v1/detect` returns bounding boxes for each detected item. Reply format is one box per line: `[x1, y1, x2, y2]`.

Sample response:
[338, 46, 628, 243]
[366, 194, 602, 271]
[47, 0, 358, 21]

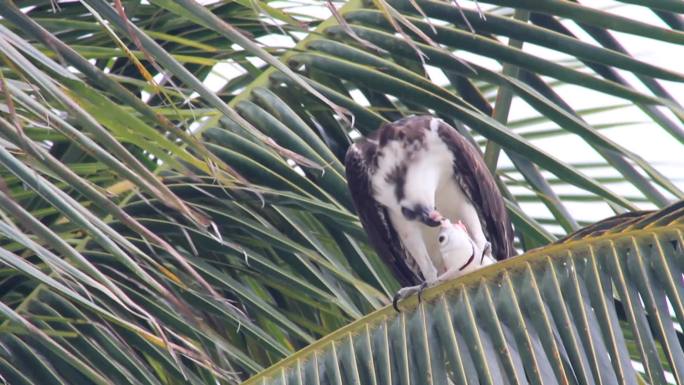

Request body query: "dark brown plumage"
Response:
[436, 123, 516, 261]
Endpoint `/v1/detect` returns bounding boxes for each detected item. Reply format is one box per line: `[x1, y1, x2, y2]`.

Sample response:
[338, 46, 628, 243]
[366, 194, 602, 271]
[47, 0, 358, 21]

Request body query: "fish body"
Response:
[438, 219, 495, 279]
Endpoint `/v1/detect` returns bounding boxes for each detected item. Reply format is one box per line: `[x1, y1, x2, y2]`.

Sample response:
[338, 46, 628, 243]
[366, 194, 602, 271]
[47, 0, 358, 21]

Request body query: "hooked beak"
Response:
[420, 208, 443, 227]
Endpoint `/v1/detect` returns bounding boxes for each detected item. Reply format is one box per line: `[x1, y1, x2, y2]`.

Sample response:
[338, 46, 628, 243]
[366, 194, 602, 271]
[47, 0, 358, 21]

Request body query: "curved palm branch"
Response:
[243, 202, 684, 385]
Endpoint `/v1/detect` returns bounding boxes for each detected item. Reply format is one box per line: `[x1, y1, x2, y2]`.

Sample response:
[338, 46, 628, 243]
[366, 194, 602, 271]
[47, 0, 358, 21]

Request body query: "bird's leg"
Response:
[480, 241, 492, 264]
[416, 281, 429, 302]
[393, 242, 495, 311]
[391, 245, 438, 311]
[433, 266, 464, 287]
[391, 214, 444, 312]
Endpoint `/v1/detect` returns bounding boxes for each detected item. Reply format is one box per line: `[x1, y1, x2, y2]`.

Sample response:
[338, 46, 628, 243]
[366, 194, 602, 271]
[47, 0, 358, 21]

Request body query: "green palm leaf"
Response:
[243, 204, 684, 385]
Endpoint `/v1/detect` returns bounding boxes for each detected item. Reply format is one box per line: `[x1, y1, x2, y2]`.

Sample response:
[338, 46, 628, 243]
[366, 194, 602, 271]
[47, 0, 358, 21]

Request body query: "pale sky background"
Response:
[198, 0, 684, 236]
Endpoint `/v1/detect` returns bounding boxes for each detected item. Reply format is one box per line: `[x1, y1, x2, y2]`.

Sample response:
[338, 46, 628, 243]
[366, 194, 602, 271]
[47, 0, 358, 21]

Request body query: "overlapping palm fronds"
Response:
[243, 202, 684, 385]
[0, 1, 682, 384]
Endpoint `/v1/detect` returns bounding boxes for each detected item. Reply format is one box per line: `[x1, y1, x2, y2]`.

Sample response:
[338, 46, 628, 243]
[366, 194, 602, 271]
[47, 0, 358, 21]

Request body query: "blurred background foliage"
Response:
[0, 0, 682, 384]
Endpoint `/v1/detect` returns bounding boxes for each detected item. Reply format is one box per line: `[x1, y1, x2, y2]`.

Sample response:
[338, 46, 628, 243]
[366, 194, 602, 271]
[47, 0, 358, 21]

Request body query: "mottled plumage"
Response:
[345, 116, 515, 289]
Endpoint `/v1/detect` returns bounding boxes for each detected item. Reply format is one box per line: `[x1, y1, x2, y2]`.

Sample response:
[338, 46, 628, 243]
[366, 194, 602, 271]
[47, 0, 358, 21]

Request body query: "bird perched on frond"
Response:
[344, 115, 515, 310]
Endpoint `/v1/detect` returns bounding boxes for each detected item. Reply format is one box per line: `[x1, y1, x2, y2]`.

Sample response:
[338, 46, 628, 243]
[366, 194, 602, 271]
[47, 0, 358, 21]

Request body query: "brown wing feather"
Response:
[345, 143, 422, 286]
[437, 122, 516, 260]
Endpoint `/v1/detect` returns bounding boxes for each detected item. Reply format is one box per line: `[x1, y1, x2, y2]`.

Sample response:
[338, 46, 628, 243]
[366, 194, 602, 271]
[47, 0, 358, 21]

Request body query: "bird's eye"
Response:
[401, 206, 416, 220]
[438, 235, 446, 244]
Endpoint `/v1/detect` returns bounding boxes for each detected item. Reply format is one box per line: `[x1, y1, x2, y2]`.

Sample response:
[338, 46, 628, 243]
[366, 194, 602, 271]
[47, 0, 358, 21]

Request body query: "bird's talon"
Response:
[417, 282, 429, 303]
[392, 292, 402, 312]
[481, 241, 492, 263]
[392, 284, 424, 311]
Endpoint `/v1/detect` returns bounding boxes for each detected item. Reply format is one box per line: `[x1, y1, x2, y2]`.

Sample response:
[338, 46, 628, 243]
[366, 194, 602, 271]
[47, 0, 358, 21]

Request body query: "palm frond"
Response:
[243, 202, 684, 385]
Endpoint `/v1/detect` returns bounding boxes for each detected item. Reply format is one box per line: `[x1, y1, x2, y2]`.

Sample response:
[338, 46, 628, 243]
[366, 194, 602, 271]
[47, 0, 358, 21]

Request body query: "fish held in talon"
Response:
[437, 219, 495, 281]
[439, 219, 477, 270]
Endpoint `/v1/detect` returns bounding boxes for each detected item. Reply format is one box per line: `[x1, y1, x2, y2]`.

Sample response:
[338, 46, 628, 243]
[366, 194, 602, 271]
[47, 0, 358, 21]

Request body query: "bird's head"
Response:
[400, 204, 442, 227]
[398, 171, 442, 227]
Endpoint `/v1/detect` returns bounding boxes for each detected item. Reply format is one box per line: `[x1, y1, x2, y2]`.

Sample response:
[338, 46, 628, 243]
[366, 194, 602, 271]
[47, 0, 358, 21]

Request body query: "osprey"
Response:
[345, 116, 515, 309]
